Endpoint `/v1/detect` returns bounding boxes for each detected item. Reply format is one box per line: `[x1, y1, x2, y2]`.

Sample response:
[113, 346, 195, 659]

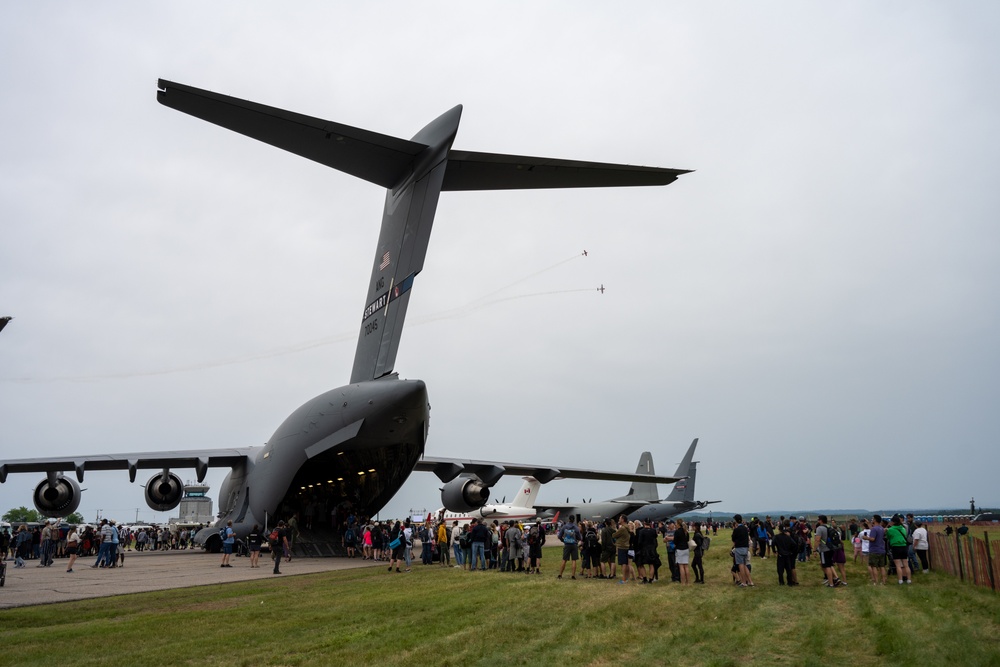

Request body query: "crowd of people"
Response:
[1, 520, 209, 572]
[2, 508, 941, 590]
[335, 509, 941, 591]
[338, 513, 717, 584]
[727, 512, 932, 588]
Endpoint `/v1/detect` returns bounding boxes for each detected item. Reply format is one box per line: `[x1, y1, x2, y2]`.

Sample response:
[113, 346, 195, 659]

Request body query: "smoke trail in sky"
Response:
[4, 254, 597, 382]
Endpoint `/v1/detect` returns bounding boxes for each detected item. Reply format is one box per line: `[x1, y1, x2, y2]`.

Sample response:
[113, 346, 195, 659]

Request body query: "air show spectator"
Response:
[865, 514, 888, 585]
[556, 518, 582, 580]
[912, 521, 930, 573]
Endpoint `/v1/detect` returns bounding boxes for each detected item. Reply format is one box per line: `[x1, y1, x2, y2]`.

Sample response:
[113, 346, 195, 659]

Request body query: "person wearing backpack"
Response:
[814, 515, 842, 588]
[270, 521, 289, 575]
[556, 518, 582, 580]
[583, 522, 602, 579]
[830, 520, 848, 586]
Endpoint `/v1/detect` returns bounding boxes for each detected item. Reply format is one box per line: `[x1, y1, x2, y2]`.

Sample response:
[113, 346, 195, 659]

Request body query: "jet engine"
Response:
[33, 474, 82, 517]
[441, 477, 490, 513]
[144, 471, 184, 512]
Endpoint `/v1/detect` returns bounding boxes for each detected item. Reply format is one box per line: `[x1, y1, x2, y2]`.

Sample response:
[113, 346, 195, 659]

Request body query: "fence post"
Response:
[985, 531, 996, 592]
[956, 531, 965, 582]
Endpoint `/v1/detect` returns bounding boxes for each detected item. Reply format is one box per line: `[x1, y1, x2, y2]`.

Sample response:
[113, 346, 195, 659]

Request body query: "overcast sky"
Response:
[2, 3, 998, 524]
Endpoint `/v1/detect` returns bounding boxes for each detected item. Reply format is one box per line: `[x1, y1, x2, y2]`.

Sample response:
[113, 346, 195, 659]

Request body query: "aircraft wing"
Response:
[443, 150, 691, 191]
[0, 448, 255, 484]
[414, 456, 684, 487]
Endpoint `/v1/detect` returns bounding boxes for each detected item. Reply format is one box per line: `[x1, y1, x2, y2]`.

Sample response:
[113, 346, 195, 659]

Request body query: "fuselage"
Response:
[198, 375, 428, 543]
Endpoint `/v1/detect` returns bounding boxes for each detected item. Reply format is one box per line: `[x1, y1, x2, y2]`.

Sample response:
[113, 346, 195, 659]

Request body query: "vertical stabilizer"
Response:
[511, 476, 541, 508]
[350, 106, 463, 383]
[664, 438, 699, 503]
[619, 451, 658, 502]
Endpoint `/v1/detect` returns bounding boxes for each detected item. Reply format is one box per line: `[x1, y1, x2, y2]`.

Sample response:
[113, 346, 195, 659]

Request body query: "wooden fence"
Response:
[928, 531, 998, 592]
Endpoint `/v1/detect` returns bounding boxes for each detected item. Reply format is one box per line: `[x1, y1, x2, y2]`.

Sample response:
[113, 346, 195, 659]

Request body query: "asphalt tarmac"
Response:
[0, 549, 378, 609]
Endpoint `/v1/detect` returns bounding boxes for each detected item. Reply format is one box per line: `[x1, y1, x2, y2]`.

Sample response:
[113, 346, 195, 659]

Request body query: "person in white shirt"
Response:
[451, 521, 464, 568]
[65, 527, 81, 572]
[911, 521, 930, 573]
[858, 519, 872, 576]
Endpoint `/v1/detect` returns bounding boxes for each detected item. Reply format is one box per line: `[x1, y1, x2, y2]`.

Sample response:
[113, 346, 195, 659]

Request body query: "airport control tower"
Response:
[176, 482, 214, 524]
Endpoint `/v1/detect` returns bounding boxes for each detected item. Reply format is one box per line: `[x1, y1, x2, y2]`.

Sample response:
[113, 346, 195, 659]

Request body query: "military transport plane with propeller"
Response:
[0, 80, 690, 549]
[534, 439, 719, 523]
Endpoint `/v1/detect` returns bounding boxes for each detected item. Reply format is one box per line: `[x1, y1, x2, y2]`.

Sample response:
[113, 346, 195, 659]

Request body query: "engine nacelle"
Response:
[441, 477, 491, 513]
[144, 471, 184, 512]
[33, 475, 82, 517]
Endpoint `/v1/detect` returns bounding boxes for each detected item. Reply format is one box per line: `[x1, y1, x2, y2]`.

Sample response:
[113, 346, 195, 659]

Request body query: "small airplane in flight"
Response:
[534, 439, 718, 523]
[0, 80, 690, 549]
[597, 285, 605, 294]
[436, 476, 541, 527]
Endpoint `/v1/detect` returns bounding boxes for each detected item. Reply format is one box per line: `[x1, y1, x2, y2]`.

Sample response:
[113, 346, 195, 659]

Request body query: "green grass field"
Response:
[3, 532, 999, 667]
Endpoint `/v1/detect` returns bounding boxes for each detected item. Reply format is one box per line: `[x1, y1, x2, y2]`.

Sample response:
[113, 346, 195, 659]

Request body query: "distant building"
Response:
[172, 482, 214, 524]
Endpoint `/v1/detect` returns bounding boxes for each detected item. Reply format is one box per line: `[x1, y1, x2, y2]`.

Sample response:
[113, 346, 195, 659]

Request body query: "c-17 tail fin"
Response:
[156, 80, 689, 383]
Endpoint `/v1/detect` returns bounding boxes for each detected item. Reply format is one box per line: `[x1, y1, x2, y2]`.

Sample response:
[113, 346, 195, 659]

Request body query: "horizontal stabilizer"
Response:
[443, 150, 691, 191]
[157, 80, 426, 189]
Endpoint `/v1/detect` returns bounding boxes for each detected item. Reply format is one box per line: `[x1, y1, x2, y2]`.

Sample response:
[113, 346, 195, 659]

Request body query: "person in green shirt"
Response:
[886, 515, 912, 585]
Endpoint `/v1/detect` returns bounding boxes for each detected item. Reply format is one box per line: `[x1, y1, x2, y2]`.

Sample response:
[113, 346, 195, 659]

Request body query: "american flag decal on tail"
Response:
[379, 252, 391, 270]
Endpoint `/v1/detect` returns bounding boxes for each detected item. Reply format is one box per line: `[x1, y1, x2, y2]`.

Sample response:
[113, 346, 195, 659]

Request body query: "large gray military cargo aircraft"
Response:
[0, 81, 690, 548]
[535, 438, 719, 523]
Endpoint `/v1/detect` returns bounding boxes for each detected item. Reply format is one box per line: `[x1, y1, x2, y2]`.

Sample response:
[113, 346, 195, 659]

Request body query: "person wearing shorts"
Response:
[247, 524, 262, 568]
[731, 514, 753, 587]
[886, 515, 912, 584]
[865, 514, 888, 585]
[556, 519, 582, 579]
[220, 520, 235, 568]
[814, 516, 840, 587]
